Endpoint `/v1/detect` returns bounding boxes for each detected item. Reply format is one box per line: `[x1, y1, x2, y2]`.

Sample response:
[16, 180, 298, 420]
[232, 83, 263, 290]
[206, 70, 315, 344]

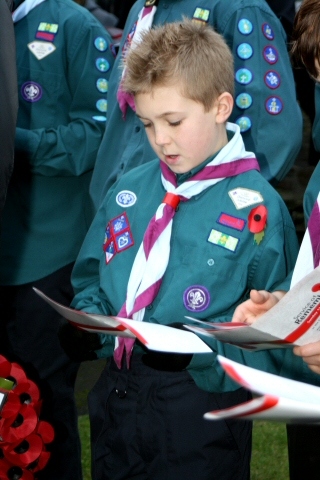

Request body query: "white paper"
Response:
[33, 288, 212, 354]
[186, 266, 320, 351]
[204, 355, 320, 423]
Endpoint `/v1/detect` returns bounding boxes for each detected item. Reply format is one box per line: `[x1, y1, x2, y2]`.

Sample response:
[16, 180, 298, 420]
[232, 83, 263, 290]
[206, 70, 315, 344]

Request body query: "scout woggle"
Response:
[248, 205, 268, 245]
[0, 355, 54, 479]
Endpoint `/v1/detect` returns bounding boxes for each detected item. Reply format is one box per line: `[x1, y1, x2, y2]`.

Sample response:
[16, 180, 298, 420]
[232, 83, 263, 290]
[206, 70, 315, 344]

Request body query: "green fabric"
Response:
[0, 0, 115, 285]
[71, 157, 299, 392]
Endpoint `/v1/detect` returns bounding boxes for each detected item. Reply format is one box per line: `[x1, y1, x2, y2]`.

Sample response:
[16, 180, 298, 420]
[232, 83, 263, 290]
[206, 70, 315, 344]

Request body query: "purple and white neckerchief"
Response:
[12, 0, 46, 22]
[291, 192, 320, 288]
[114, 122, 260, 368]
[117, 4, 157, 117]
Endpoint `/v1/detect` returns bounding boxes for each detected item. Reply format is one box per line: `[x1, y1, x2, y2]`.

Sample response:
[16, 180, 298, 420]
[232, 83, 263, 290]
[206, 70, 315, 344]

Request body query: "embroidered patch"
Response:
[103, 213, 134, 263]
[96, 78, 108, 93]
[96, 58, 110, 72]
[265, 96, 283, 115]
[264, 70, 281, 89]
[192, 7, 210, 23]
[228, 188, 264, 209]
[35, 23, 58, 42]
[96, 99, 108, 113]
[92, 115, 107, 122]
[21, 82, 42, 102]
[94, 37, 108, 51]
[116, 190, 137, 207]
[235, 68, 253, 85]
[217, 213, 246, 231]
[207, 229, 239, 252]
[262, 23, 274, 40]
[238, 19, 253, 35]
[235, 93, 253, 110]
[28, 41, 56, 60]
[183, 285, 210, 312]
[237, 43, 253, 60]
[235, 116, 252, 133]
[263, 45, 278, 64]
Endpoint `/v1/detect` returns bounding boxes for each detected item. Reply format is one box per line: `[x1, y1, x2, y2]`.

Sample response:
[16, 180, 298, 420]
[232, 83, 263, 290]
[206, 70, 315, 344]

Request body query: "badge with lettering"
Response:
[265, 96, 283, 115]
[228, 188, 264, 209]
[116, 190, 137, 207]
[217, 213, 246, 231]
[21, 82, 42, 102]
[35, 23, 58, 42]
[28, 41, 56, 60]
[183, 285, 210, 312]
[207, 229, 239, 252]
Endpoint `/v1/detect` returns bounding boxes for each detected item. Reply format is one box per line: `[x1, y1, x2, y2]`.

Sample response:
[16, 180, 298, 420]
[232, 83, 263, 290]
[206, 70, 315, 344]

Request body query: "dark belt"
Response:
[135, 339, 193, 372]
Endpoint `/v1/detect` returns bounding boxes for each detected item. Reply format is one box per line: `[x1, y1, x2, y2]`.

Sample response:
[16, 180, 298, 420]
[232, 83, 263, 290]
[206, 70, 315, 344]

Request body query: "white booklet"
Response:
[33, 288, 212, 354]
[205, 355, 320, 423]
[185, 266, 320, 351]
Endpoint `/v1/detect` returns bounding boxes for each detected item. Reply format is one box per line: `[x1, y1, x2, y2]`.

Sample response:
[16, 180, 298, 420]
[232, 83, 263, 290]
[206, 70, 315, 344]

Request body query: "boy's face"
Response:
[135, 85, 228, 174]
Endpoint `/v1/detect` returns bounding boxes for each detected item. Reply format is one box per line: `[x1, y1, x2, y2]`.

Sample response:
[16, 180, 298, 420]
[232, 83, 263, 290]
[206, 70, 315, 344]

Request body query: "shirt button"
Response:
[146, 304, 153, 310]
[207, 259, 215, 266]
[135, 126, 141, 132]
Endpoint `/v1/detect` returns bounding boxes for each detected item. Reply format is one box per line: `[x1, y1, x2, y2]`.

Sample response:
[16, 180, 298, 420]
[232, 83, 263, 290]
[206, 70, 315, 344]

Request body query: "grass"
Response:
[78, 416, 289, 480]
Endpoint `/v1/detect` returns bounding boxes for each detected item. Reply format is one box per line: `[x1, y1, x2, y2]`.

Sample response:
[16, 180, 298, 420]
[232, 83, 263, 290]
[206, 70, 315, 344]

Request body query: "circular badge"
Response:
[238, 19, 253, 35]
[96, 58, 110, 72]
[183, 285, 210, 312]
[235, 68, 253, 85]
[262, 23, 274, 40]
[264, 70, 281, 89]
[235, 116, 252, 132]
[263, 45, 278, 64]
[116, 190, 137, 207]
[235, 92, 253, 109]
[96, 99, 108, 112]
[96, 78, 108, 93]
[237, 43, 253, 60]
[21, 81, 42, 102]
[92, 115, 107, 122]
[94, 37, 108, 51]
[265, 96, 283, 115]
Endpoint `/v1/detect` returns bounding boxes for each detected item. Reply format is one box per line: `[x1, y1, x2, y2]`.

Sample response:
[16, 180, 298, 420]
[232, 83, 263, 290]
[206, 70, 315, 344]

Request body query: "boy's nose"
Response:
[154, 128, 170, 146]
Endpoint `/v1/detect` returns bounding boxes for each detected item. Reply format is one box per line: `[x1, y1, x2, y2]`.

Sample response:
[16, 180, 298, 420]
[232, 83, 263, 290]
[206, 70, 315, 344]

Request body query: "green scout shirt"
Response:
[0, 0, 115, 285]
[89, 0, 302, 210]
[71, 157, 299, 393]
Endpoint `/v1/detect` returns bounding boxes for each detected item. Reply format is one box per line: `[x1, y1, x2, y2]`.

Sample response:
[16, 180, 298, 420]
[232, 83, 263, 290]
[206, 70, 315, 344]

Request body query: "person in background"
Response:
[0, 0, 114, 478]
[231, 5, 320, 477]
[88, 0, 303, 214]
[69, 19, 299, 480]
[0, 0, 18, 223]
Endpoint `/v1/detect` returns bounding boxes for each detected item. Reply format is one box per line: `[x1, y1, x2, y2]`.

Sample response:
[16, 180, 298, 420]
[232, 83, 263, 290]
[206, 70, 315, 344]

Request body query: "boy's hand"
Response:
[293, 342, 320, 375]
[231, 290, 286, 325]
[58, 322, 102, 361]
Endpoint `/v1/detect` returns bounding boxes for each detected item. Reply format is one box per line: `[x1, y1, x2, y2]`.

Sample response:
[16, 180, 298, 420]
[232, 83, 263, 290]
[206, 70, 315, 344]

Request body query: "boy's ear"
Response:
[215, 92, 234, 123]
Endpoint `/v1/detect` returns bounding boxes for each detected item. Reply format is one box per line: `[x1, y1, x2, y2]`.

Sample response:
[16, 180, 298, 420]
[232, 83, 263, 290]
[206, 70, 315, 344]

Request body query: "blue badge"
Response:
[105, 241, 115, 264]
[116, 190, 137, 207]
[92, 115, 107, 122]
[265, 96, 283, 115]
[183, 285, 210, 312]
[238, 19, 253, 35]
[263, 45, 278, 64]
[235, 93, 253, 110]
[96, 99, 108, 113]
[111, 214, 129, 233]
[264, 70, 281, 89]
[115, 231, 134, 252]
[94, 37, 108, 52]
[96, 78, 108, 93]
[193, 7, 210, 23]
[235, 116, 252, 132]
[96, 58, 110, 72]
[237, 43, 253, 60]
[235, 68, 253, 85]
[262, 23, 274, 40]
[21, 81, 43, 102]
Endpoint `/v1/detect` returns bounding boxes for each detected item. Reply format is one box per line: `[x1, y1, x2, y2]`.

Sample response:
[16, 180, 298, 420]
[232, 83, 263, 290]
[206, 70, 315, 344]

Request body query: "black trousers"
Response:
[0, 263, 82, 480]
[287, 424, 320, 480]
[89, 354, 252, 480]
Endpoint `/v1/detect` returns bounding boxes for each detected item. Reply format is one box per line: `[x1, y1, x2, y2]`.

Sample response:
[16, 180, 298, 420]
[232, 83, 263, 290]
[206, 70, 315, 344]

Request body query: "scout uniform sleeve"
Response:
[222, 5, 302, 183]
[15, 16, 114, 177]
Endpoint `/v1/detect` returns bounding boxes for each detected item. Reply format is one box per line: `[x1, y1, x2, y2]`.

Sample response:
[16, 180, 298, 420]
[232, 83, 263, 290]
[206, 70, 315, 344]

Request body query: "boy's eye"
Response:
[169, 120, 181, 127]
[142, 122, 152, 129]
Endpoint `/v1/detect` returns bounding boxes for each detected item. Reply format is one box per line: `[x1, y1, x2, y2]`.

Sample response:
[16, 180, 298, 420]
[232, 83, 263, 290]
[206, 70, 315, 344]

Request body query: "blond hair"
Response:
[122, 19, 234, 112]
